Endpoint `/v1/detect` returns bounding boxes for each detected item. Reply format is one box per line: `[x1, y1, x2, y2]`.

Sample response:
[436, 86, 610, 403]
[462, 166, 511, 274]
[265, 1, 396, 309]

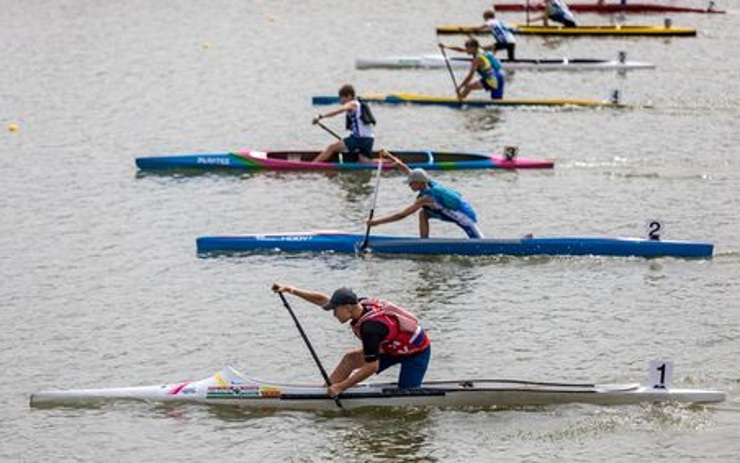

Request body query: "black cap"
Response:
[323, 287, 358, 311]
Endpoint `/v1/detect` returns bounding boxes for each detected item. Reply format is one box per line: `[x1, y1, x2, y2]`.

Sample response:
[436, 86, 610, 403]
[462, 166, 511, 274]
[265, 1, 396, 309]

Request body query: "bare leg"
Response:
[459, 81, 484, 99]
[359, 154, 381, 163]
[313, 140, 346, 163]
[329, 347, 365, 384]
[418, 209, 430, 238]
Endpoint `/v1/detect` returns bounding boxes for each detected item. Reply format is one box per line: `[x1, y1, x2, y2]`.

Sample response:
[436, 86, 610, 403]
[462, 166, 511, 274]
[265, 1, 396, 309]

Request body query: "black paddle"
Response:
[359, 154, 384, 253]
[276, 291, 343, 409]
[438, 43, 463, 105]
[315, 119, 342, 140]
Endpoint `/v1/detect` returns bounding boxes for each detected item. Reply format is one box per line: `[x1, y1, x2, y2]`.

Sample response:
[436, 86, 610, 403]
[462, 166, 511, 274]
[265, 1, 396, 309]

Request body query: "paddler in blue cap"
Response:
[439, 38, 505, 100]
[271, 284, 431, 396]
[367, 150, 483, 238]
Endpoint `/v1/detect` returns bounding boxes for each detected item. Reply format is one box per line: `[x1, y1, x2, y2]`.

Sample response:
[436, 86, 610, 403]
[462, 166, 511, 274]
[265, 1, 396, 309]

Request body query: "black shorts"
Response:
[343, 136, 374, 159]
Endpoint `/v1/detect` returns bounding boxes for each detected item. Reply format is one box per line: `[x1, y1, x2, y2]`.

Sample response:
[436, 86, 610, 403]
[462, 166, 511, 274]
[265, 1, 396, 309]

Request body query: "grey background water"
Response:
[2, 0, 739, 461]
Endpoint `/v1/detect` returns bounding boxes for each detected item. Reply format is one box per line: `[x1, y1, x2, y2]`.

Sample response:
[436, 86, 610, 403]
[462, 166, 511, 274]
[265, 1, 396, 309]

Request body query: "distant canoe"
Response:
[136, 149, 554, 172]
[312, 92, 628, 109]
[355, 54, 655, 71]
[492, 2, 725, 14]
[196, 231, 714, 259]
[437, 24, 697, 37]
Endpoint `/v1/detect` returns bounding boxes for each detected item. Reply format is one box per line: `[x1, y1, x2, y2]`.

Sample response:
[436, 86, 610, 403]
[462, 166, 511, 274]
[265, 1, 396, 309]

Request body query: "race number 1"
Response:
[646, 219, 663, 241]
[648, 359, 674, 389]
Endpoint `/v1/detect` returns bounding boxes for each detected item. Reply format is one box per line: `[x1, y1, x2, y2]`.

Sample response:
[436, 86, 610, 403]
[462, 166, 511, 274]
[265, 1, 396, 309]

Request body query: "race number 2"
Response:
[648, 359, 674, 389]
[647, 220, 663, 241]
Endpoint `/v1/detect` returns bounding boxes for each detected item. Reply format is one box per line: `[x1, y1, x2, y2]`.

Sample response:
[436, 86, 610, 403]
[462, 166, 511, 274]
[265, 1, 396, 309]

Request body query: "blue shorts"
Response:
[378, 345, 431, 389]
[481, 72, 505, 100]
[343, 136, 374, 159]
[425, 207, 483, 238]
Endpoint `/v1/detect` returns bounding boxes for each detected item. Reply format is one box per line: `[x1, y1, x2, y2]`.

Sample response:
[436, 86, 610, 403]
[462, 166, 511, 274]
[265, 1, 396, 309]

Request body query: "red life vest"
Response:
[351, 298, 430, 357]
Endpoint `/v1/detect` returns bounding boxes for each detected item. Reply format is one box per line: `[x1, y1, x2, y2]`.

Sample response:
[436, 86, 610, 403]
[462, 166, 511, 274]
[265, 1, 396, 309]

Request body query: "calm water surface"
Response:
[2, 0, 739, 461]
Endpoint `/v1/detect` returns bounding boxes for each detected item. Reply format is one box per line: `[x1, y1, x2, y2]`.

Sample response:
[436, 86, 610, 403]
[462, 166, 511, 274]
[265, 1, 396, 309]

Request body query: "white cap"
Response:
[406, 168, 431, 184]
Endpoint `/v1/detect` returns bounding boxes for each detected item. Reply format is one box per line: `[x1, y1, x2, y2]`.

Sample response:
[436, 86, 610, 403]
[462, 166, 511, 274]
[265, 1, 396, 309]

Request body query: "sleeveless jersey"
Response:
[486, 18, 516, 44]
[352, 298, 430, 357]
[345, 100, 375, 138]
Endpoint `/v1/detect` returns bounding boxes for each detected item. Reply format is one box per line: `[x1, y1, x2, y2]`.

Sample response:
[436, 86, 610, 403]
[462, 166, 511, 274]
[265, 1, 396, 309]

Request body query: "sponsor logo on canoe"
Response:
[259, 386, 282, 398]
[206, 385, 261, 399]
[254, 235, 313, 241]
[168, 382, 190, 395]
[196, 156, 231, 166]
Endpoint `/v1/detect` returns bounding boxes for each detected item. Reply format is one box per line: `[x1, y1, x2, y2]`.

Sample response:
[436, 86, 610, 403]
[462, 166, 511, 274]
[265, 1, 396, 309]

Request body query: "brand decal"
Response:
[196, 157, 231, 165]
[206, 385, 261, 399]
[259, 386, 282, 398]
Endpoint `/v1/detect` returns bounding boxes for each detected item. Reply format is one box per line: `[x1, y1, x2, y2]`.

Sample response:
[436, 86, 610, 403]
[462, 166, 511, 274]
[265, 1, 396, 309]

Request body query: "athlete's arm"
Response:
[368, 198, 434, 227]
[380, 149, 412, 175]
[272, 283, 330, 308]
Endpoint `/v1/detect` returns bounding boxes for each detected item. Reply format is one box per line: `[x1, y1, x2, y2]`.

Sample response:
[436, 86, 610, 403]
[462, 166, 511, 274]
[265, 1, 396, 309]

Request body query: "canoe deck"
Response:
[136, 149, 554, 172]
[491, 2, 725, 14]
[436, 24, 697, 36]
[312, 93, 629, 109]
[195, 231, 714, 259]
[30, 365, 725, 410]
[355, 55, 656, 71]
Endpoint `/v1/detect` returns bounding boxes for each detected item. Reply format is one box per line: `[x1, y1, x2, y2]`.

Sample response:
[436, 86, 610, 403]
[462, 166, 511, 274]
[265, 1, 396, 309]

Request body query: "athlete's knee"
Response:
[342, 348, 364, 365]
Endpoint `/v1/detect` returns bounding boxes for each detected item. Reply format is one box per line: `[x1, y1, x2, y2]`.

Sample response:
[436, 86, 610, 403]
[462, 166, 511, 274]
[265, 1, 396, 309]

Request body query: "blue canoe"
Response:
[196, 231, 713, 259]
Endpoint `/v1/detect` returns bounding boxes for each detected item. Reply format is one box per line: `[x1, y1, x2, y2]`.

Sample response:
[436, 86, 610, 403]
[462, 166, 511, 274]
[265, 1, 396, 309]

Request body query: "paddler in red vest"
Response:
[272, 284, 431, 397]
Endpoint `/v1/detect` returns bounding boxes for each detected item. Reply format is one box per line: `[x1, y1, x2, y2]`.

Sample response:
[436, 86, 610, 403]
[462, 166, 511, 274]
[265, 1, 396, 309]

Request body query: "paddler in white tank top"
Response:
[312, 84, 375, 163]
[536, 0, 578, 27]
[480, 9, 516, 61]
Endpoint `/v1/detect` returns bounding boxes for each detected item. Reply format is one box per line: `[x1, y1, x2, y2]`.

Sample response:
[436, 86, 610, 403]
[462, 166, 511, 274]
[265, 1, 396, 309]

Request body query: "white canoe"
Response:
[30, 365, 725, 411]
[355, 54, 655, 71]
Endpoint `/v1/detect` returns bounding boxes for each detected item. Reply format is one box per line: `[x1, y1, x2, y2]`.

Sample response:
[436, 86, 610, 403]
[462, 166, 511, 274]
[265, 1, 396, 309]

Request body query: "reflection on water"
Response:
[407, 260, 483, 308]
[461, 108, 506, 133]
[327, 170, 375, 205]
[326, 407, 437, 462]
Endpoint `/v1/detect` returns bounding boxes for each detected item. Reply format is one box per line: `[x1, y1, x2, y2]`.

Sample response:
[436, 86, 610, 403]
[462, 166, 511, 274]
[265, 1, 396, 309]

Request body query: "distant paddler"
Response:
[535, 0, 578, 27]
[481, 9, 517, 60]
[311, 84, 376, 163]
[439, 38, 505, 100]
[368, 150, 484, 239]
[271, 284, 432, 397]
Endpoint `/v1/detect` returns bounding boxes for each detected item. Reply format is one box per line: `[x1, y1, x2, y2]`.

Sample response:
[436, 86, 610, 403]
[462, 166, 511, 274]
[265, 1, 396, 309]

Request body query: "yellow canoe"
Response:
[313, 92, 636, 109]
[436, 24, 697, 37]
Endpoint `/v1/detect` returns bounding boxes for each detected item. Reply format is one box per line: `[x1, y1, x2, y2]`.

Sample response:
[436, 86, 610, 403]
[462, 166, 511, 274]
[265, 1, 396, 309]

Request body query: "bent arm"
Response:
[380, 149, 411, 175]
[369, 199, 431, 227]
[332, 360, 379, 394]
[315, 101, 355, 121]
[459, 65, 477, 88]
[272, 283, 330, 308]
[439, 43, 467, 53]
